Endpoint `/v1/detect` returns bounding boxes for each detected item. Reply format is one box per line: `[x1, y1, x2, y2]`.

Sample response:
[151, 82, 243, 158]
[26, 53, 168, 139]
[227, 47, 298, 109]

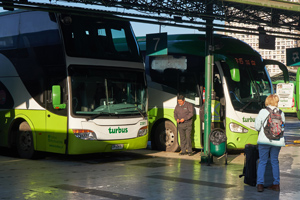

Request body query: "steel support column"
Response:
[201, 2, 214, 164]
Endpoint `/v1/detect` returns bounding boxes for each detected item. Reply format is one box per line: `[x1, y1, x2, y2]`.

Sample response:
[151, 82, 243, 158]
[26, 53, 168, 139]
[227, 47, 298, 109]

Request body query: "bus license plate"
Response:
[112, 144, 124, 150]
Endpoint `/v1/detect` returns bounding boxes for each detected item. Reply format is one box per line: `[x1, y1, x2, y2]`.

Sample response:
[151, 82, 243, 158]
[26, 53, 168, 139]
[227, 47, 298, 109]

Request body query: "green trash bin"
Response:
[209, 128, 227, 157]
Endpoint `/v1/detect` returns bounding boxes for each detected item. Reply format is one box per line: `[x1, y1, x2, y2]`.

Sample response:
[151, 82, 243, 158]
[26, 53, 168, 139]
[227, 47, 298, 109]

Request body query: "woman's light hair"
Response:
[265, 94, 279, 107]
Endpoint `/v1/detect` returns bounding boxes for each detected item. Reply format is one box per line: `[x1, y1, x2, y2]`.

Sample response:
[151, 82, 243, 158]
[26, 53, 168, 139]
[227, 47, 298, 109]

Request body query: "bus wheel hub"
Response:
[20, 131, 32, 151]
[163, 128, 174, 147]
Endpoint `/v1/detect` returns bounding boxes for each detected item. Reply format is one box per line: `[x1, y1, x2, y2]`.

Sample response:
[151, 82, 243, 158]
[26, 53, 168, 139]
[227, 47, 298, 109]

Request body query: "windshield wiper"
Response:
[116, 105, 146, 119]
[239, 99, 259, 112]
[261, 79, 266, 90]
[253, 81, 262, 101]
[86, 111, 112, 121]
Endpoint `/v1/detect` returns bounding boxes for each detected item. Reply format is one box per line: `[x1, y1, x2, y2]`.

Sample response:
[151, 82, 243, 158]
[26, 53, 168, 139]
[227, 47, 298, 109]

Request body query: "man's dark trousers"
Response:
[178, 120, 193, 153]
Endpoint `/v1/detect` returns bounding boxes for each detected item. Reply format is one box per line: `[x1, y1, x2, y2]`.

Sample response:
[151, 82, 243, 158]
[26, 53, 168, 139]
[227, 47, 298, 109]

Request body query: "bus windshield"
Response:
[222, 55, 271, 113]
[60, 14, 142, 62]
[70, 66, 147, 117]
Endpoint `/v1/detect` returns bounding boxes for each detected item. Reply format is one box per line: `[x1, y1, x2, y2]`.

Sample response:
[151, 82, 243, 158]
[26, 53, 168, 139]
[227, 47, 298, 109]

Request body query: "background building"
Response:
[220, 23, 300, 77]
[219, 0, 300, 77]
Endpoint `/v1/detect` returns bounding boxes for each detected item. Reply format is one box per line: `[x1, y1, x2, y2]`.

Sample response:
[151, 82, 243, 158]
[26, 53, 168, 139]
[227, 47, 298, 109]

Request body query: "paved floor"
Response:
[0, 115, 299, 200]
[0, 146, 300, 200]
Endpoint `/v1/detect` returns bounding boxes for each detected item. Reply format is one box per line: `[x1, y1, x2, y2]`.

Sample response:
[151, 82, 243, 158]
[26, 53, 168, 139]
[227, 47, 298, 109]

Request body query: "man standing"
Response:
[174, 95, 194, 156]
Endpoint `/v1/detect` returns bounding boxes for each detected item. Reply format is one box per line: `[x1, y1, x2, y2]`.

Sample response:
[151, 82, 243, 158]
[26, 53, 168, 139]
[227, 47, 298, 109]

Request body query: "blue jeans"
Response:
[257, 144, 281, 185]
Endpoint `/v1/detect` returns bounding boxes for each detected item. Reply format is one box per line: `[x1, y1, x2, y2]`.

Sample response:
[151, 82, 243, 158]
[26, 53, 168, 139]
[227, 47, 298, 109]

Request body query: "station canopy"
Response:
[1, 0, 300, 39]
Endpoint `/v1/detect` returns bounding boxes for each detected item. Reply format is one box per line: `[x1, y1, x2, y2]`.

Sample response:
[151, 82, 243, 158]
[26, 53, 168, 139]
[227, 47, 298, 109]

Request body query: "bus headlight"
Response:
[229, 123, 248, 133]
[137, 126, 148, 137]
[73, 129, 97, 140]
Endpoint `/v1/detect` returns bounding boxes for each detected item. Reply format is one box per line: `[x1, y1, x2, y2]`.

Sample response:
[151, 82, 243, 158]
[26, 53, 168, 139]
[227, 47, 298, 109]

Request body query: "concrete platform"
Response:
[0, 116, 299, 199]
[1, 146, 300, 200]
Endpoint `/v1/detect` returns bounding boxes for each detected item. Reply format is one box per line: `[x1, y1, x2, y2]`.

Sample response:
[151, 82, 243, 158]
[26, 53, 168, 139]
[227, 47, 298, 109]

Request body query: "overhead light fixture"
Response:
[2, 2, 14, 11]
[61, 16, 72, 25]
[174, 16, 182, 23]
[258, 27, 266, 35]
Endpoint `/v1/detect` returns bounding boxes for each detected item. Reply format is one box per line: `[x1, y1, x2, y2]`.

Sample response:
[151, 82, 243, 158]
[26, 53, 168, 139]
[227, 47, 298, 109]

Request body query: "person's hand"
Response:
[180, 118, 185, 123]
[177, 119, 180, 123]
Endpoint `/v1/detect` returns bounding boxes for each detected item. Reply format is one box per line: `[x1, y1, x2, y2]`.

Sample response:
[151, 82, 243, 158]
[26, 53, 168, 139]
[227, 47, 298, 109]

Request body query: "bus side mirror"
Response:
[264, 59, 289, 83]
[52, 85, 66, 109]
[221, 56, 240, 82]
[231, 68, 240, 82]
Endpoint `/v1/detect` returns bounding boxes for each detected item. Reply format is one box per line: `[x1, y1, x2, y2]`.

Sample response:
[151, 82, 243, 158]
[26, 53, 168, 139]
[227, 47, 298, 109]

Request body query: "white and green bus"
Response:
[138, 34, 274, 151]
[0, 10, 148, 158]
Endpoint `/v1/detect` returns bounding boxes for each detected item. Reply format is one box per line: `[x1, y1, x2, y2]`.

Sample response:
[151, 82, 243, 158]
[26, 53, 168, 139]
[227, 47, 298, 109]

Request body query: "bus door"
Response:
[45, 78, 68, 154]
[212, 65, 223, 126]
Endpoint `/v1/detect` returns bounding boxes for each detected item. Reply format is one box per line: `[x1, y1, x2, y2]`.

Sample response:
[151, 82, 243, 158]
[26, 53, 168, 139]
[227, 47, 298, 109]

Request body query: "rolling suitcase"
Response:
[239, 144, 259, 186]
[239, 144, 274, 187]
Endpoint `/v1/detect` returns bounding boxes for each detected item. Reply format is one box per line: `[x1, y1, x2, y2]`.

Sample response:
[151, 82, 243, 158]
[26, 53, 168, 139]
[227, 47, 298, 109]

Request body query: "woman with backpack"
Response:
[255, 94, 285, 192]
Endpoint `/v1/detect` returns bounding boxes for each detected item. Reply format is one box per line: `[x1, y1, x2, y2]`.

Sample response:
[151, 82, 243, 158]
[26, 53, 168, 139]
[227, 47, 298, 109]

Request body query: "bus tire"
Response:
[154, 120, 180, 152]
[16, 122, 43, 159]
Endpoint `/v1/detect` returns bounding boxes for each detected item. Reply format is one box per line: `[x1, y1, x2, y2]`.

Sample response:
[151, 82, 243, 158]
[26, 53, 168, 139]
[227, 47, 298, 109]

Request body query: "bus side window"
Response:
[163, 68, 181, 89]
[213, 74, 223, 101]
[150, 69, 162, 82]
[0, 14, 19, 50]
[213, 65, 223, 100]
[0, 82, 14, 109]
[179, 72, 198, 100]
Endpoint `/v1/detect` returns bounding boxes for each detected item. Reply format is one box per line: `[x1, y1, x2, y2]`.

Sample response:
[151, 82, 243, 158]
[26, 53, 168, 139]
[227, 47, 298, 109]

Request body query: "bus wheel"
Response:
[155, 121, 180, 152]
[16, 122, 42, 159]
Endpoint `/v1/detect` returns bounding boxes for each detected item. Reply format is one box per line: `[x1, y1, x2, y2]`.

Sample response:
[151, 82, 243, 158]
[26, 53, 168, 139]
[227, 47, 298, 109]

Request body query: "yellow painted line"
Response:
[294, 140, 300, 144]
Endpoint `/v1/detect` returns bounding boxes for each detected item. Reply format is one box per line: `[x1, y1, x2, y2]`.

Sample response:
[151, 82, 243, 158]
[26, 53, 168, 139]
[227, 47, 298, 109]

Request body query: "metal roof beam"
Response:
[221, 0, 300, 12]
[1, 0, 300, 38]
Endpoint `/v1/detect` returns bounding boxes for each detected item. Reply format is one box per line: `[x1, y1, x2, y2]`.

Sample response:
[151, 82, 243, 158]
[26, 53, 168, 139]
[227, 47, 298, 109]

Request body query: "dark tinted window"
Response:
[149, 55, 200, 101]
[60, 15, 142, 62]
[0, 82, 14, 109]
[19, 12, 60, 48]
[0, 13, 19, 49]
[17, 11, 66, 113]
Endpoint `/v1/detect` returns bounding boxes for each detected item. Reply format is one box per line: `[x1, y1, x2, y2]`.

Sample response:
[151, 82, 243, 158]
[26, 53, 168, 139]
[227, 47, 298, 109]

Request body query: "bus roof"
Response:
[0, 9, 127, 21]
[272, 70, 297, 83]
[0, 9, 27, 16]
[137, 34, 261, 58]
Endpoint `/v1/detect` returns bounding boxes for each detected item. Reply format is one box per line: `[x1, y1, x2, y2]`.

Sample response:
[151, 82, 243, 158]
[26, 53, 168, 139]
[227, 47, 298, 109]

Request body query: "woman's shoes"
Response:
[268, 184, 280, 191]
[257, 184, 280, 192]
[257, 184, 264, 192]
